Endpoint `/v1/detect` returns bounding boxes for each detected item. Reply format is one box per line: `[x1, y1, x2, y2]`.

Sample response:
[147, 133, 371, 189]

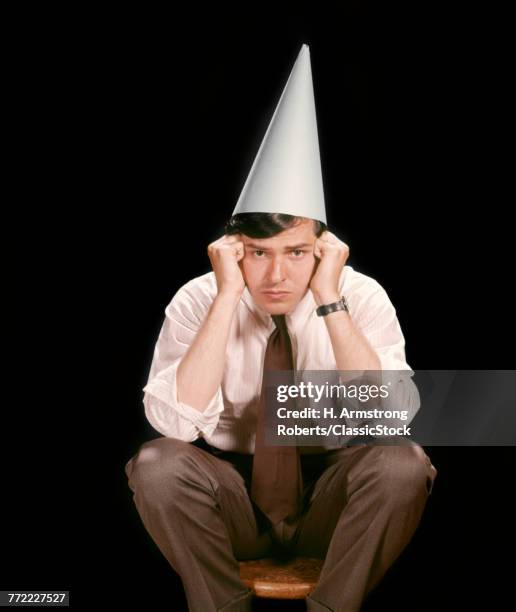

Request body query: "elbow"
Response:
[405, 378, 421, 425]
[143, 392, 200, 443]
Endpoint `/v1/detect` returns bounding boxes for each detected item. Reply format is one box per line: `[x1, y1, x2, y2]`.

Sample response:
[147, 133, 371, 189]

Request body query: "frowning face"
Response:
[239, 219, 318, 315]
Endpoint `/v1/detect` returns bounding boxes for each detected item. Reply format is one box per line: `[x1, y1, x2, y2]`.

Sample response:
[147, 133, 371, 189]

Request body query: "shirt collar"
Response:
[240, 284, 317, 336]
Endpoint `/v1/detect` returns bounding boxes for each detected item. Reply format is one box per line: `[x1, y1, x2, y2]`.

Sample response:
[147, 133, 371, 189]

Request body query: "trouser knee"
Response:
[125, 437, 203, 501]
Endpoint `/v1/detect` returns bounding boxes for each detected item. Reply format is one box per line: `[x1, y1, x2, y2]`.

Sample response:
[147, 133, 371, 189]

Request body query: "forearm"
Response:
[325, 309, 381, 370]
[176, 291, 240, 412]
[314, 292, 381, 371]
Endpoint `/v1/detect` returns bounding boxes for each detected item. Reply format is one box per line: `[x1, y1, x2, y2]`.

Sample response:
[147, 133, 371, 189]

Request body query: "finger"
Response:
[221, 234, 242, 244]
[321, 232, 337, 243]
[234, 242, 244, 257]
[235, 245, 245, 261]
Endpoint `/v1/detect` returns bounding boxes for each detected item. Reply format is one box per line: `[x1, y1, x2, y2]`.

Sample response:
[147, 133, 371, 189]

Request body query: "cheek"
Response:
[241, 258, 260, 281]
[287, 258, 315, 286]
[299, 256, 316, 277]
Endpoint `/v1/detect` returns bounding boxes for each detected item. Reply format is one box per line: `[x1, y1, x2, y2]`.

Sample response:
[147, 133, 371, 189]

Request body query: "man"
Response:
[125, 46, 437, 612]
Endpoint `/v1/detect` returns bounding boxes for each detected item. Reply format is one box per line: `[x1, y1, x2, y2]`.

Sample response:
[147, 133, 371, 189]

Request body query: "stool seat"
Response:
[239, 556, 323, 599]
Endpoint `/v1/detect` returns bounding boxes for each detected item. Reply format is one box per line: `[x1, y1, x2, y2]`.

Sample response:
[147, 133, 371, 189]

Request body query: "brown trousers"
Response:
[125, 436, 437, 612]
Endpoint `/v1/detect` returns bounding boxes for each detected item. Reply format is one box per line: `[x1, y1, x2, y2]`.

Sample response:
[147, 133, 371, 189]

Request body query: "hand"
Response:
[207, 234, 246, 296]
[309, 231, 350, 305]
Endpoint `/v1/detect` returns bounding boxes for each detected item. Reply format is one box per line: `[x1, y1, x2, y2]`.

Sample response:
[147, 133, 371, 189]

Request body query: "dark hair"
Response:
[224, 212, 327, 239]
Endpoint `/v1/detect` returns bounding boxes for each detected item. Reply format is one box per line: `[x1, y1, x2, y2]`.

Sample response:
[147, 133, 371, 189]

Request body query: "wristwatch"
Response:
[316, 295, 349, 317]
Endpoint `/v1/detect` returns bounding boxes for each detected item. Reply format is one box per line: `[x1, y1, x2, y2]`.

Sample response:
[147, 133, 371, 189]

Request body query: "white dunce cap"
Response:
[231, 44, 327, 225]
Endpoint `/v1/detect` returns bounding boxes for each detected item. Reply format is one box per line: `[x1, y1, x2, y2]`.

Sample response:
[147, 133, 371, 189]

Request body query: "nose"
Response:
[267, 257, 286, 284]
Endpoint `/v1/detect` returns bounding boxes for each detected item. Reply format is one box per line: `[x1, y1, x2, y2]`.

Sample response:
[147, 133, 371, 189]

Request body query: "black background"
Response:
[3, 2, 514, 610]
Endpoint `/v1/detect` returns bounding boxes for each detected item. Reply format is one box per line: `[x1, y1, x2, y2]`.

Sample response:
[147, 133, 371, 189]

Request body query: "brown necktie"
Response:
[251, 314, 303, 526]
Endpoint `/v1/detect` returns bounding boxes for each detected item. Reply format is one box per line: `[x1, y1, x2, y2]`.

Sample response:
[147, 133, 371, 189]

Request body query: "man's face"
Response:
[239, 219, 318, 315]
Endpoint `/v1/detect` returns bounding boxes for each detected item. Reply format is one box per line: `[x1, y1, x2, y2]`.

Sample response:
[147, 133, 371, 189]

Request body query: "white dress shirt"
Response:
[142, 265, 419, 453]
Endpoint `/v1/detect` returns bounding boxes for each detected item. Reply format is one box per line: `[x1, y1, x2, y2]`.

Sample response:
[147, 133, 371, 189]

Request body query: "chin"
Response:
[262, 301, 293, 315]
[265, 304, 288, 313]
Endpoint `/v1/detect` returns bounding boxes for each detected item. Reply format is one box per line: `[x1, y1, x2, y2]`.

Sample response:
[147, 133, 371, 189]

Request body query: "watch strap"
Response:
[316, 295, 349, 317]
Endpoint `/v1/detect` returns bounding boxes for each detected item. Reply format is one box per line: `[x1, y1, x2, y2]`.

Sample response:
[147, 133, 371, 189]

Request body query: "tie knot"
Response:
[271, 314, 287, 334]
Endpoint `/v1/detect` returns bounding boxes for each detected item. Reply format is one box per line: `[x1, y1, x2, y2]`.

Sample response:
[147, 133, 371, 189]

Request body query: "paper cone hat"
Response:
[231, 44, 327, 225]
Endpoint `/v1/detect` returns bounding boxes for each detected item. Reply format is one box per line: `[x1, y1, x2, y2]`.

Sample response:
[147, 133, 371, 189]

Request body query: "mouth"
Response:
[262, 291, 291, 299]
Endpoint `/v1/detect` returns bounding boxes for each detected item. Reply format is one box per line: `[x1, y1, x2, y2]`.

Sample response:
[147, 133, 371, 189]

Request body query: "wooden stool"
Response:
[239, 556, 323, 599]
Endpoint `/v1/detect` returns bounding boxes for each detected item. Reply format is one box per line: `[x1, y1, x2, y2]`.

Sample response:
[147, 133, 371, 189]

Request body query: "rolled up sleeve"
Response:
[354, 282, 421, 427]
[142, 288, 225, 440]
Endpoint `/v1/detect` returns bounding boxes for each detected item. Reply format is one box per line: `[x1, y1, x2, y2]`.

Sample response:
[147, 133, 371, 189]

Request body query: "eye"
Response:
[291, 249, 305, 257]
[253, 250, 265, 257]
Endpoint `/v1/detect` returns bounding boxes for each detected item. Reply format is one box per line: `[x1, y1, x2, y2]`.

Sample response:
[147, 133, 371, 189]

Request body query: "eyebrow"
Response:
[245, 242, 312, 251]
